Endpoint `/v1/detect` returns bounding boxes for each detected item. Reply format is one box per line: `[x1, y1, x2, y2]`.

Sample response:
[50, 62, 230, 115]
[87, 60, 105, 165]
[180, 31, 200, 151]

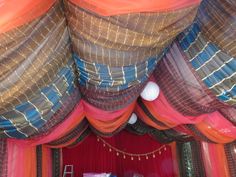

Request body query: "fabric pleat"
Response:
[69, 0, 201, 16]
[65, 0, 198, 67]
[0, 2, 82, 139]
[176, 141, 206, 177]
[0, 59, 78, 138]
[224, 141, 236, 177]
[75, 54, 158, 91]
[178, 22, 236, 105]
[154, 42, 227, 116]
[197, 0, 236, 58]
[0, 0, 56, 33]
[0, 2, 71, 113]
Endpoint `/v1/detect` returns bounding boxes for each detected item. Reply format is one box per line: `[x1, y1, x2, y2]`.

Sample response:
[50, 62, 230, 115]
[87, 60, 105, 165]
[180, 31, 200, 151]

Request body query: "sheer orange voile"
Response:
[0, 0, 55, 33]
[86, 102, 136, 134]
[69, 0, 201, 16]
[170, 142, 181, 177]
[42, 146, 53, 177]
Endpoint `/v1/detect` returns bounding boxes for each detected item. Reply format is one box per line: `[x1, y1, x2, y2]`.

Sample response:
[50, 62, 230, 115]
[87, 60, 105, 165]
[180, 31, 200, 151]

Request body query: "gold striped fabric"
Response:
[197, 0, 236, 57]
[65, 0, 199, 67]
[0, 2, 71, 114]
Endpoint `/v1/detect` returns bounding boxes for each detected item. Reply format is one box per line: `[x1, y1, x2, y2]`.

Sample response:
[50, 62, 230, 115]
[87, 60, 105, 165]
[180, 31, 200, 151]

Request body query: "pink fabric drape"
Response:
[201, 142, 230, 177]
[139, 87, 236, 141]
[82, 100, 134, 121]
[7, 140, 37, 177]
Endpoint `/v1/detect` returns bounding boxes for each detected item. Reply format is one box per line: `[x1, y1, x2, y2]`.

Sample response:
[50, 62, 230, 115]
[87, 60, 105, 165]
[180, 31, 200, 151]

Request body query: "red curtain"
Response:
[63, 130, 174, 177]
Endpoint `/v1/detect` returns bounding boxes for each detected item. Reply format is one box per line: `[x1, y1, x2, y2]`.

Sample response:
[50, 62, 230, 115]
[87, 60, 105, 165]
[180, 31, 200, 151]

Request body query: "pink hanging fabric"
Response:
[7, 140, 36, 177]
[29, 102, 85, 146]
[201, 142, 230, 177]
[202, 112, 236, 138]
[82, 100, 134, 121]
[146, 91, 206, 125]
[139, 85, 236, 140]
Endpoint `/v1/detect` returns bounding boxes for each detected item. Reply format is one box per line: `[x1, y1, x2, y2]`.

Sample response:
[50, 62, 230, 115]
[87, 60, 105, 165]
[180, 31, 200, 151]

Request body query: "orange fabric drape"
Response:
[46, 125, 89, 148]
[0, 0, 55, 33]
[135, 104, 171, 130]
[7, 140, 37, 177]
[196, 122, 235, 143]
[141, 100, 178, 128]
[69, 0, 201, 16]
[42, 146, 52, 177]
[170, 142, 181, 177]
[86, 102, 136, 133]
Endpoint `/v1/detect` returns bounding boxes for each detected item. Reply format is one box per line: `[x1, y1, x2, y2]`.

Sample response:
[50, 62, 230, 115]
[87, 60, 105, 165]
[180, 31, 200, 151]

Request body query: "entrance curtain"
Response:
[63, 131, 174, 177]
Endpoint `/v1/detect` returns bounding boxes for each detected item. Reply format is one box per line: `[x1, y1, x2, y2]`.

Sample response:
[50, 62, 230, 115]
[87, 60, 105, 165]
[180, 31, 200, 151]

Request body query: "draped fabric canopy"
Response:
[0, 0, 236, 176]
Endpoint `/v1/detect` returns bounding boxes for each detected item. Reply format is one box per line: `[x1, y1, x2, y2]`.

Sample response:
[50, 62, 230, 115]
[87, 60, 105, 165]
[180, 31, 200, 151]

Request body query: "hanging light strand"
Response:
[97, 136, 168, 160]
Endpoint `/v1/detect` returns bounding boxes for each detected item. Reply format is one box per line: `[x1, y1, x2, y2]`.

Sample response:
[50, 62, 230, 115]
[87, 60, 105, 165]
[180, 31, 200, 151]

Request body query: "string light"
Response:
[96, 136, 168, 161]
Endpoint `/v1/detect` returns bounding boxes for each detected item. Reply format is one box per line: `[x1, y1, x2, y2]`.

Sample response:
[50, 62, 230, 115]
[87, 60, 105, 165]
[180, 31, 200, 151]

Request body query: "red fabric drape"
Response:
[63, 131, 174, 177]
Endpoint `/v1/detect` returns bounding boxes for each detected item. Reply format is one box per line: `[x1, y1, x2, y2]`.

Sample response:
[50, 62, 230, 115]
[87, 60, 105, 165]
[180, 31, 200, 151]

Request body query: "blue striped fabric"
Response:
[0, 60, 77, 138]
[178, 22, 236, 105]
[74, 54, 158, 91]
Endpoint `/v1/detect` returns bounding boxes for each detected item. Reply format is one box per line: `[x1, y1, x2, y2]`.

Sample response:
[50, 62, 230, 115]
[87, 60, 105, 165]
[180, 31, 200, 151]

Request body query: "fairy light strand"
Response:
[96, 136, 168, 160]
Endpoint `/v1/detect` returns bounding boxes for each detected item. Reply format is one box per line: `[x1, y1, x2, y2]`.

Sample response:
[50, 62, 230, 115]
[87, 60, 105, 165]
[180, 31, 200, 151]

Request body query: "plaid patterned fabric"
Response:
[154, 42, 226, 116]
[32, 86, 81, 137]
[219, 107, 236, 126]
[179, 22, 236, 105]
[0, 2, 71, 114]
[197, 0, 236, 58]
[47, 119, 88, 146]
[177, 141, 207, 177]
[0, 60, 77, 138]
[65, 0, 199, 67]
[224, 141, 236, 177]
[74, 54, 158, 91]
[79, 81, 146, 111]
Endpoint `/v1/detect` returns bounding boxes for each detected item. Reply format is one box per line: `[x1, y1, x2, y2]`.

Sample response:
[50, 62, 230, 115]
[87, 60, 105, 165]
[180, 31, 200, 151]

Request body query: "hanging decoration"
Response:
[96, 136, 167, 161]
[128, 113, 138, 125]
[140, 81, 160, 101]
